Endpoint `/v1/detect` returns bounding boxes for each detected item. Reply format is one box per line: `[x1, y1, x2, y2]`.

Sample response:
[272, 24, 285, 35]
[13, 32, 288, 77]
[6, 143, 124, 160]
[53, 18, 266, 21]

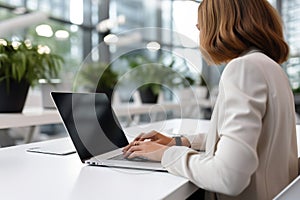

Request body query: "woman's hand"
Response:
[123, 130, 174, 153]
[136, 130, 173, 144]
[123, 141, 169, 162]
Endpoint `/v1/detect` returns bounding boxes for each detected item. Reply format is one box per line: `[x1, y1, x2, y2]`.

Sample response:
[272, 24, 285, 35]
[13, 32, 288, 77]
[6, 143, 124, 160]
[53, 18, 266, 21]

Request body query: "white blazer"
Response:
[161, 50, 298, 200]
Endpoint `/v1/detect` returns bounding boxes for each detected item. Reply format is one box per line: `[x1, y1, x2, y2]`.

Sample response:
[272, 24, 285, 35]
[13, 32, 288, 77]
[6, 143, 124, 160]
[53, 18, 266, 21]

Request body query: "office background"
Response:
[0, 0, 299, 145]
[1, 0, 298, 88]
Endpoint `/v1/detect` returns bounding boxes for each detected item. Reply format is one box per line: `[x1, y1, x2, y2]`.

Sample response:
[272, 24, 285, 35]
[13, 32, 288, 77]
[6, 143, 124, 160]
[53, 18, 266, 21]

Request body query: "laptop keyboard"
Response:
[109, 154, 150, 162]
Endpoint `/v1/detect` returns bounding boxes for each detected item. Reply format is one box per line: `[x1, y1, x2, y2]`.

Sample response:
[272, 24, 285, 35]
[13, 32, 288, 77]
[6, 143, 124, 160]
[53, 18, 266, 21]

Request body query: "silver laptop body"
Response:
[51, 92, 166, 172]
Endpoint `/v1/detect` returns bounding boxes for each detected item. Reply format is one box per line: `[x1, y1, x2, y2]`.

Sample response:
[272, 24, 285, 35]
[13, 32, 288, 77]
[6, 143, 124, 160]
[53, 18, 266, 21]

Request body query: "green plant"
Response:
[120, 51, 197, 95]
[77, 62, 118, 92]
[0, 39, 63, 90]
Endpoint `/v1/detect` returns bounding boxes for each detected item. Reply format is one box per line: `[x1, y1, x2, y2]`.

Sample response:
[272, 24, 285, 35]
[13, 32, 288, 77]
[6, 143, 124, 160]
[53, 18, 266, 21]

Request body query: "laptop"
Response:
[51, 92, 166, 172]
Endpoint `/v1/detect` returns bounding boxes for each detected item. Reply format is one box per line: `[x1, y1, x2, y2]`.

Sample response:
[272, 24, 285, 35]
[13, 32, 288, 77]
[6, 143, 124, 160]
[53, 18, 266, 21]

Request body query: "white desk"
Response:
[0, 107, 61, 129]
[0, 118, 208, 200]
[0, 107, 62, 144]
[0, 118, 299, 200]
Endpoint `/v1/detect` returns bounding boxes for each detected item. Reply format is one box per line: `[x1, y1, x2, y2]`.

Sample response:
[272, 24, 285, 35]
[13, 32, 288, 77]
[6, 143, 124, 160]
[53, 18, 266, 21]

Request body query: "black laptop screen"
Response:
[51, 92, 129, 162]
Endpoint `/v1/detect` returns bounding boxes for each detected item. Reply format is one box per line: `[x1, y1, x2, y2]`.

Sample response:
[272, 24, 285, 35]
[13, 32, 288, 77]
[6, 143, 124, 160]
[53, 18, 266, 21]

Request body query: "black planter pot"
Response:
[139, 87, 159, 103]
[0, 79, 30, 113]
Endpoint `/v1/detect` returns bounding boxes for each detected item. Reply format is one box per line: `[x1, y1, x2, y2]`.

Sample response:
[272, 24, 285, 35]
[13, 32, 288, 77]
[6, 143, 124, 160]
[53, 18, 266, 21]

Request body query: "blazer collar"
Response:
[240, 47, 261, 57]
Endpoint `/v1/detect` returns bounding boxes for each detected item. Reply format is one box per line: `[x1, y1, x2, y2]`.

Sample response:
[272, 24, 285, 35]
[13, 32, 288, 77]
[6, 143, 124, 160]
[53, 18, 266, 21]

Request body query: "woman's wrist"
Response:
[168, 137, 176, 146]
[168, 136, 191, 147]
[181, 137, 191, 147]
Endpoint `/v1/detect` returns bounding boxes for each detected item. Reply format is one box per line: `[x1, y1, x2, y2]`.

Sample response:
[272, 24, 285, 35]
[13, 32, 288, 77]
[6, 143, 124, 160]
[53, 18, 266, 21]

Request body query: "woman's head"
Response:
[198, 0, 289, 65]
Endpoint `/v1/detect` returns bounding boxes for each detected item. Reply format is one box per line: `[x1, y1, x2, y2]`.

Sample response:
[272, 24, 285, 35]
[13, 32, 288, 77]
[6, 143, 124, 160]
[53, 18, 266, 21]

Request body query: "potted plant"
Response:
[120, 50, 197, 103]
[75, 62, 118, 101]
[0, 39, 63, 113]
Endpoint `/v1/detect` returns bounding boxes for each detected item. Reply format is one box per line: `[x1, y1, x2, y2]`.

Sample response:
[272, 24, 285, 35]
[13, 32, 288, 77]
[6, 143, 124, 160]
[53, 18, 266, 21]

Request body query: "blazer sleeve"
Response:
[161, 57, 267, 196]
[184, 134, 207, 151]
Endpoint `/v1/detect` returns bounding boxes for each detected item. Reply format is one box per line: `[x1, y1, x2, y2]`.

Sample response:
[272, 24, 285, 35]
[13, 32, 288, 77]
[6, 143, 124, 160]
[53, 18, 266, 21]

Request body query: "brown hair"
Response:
[198, 0, 289, 64]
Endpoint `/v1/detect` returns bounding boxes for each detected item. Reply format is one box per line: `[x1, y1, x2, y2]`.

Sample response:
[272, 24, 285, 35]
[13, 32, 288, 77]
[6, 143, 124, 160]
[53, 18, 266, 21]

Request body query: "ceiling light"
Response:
[104, 34, 119, 44]
[36, 24, 53, 37]
[55, 30, 70, 40]
[146, 41, 161, 51]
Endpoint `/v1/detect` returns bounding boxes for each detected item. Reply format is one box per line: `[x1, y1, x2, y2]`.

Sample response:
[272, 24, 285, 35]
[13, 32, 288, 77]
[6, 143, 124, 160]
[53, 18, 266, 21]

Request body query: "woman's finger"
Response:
[135, 132, 146, 141]
[123, 145, 143, 157]
[122, 142, 133, 152]
[123, 133, 148, 152]
[138, 130, 158, 141]
[123, 140, 140, 152]
[127, 151, 144, 159]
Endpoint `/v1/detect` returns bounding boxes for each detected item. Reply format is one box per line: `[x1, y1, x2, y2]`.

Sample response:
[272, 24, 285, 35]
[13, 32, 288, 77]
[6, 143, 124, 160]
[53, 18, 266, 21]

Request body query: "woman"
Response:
[123, 0, 298, 199]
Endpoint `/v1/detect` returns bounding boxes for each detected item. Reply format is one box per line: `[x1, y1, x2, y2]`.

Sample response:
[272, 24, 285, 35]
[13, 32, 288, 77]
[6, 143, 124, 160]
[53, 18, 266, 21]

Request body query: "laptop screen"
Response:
[51, 92, 129, 162]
